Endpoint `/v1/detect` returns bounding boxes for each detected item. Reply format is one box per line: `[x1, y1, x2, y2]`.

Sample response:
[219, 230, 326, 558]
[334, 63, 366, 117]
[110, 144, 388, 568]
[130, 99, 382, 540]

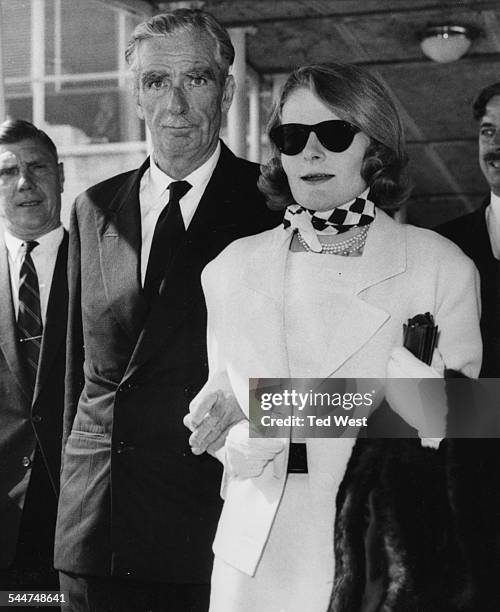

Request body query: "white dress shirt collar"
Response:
[4, 225, 64, 262]
[148, 141, 221, 226]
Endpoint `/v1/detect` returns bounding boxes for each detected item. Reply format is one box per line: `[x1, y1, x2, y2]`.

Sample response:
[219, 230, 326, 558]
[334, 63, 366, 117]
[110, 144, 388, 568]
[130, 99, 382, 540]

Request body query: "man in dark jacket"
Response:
[0, 120, 67, 592]
[437, 82, 500, 611]
[54, 8, 280, 612]
[439, 81, 500, 377]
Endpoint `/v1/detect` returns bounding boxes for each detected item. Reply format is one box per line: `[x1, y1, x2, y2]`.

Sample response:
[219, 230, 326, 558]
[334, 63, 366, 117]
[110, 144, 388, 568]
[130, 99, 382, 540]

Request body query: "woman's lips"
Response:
[300, 173, 335, 184]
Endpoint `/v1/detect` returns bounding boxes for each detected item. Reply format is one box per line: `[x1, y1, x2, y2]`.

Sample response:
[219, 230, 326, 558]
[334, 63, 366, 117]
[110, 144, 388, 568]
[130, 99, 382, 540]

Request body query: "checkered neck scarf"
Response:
[283, 188, 376, 252]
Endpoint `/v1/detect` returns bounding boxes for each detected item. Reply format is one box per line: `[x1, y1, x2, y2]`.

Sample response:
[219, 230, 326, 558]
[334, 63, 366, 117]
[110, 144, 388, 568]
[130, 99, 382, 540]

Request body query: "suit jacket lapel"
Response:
[186, 142, 243, 240]
[32, 232, 68, 404]
[0, 237, 30, 399]
[464, 200, 493, 266]
[97, 159, 149, 341]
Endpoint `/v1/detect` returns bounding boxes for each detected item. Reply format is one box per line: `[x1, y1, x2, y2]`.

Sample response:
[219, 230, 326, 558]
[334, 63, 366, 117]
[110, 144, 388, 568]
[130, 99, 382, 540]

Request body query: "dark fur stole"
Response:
[330, 384, 500, 612]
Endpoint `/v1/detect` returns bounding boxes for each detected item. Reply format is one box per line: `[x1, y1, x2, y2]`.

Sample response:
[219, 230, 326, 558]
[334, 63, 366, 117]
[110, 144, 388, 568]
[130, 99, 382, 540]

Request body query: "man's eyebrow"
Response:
[0, 161, 18, 169]
[187, 65, 218, 79]
[142, 65, 216, 76]
[140, 70, 167, 81]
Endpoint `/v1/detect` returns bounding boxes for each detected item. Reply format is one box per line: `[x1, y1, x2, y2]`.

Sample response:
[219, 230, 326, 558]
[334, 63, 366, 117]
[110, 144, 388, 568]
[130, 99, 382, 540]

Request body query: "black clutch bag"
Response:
[403, 312, 439, 365]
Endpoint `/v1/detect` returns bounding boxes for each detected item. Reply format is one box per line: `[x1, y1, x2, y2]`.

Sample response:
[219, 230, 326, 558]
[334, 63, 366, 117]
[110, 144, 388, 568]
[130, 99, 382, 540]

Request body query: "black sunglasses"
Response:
[270, 120, 360, 156]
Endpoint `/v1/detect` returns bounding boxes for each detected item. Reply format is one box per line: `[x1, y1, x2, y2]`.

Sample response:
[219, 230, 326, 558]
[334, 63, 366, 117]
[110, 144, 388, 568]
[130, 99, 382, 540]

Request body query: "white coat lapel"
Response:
[321, 210, 407, 376]
[242, 226, 291, 303]
[240, 227, 292, 378]
[239, 212, 406, 378]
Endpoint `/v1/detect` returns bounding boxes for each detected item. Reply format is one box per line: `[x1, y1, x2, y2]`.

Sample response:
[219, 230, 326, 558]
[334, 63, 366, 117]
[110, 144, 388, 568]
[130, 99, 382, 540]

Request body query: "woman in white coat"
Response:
[188, 63, 482, 612]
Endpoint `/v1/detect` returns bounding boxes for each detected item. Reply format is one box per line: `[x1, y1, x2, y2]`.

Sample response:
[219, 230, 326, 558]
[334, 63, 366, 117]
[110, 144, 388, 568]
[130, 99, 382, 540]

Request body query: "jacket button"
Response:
[22, 456, 31, 468]
[116, 441, 135, 454]
[118, 382, 138, 393]
[32, 415, 42, 423]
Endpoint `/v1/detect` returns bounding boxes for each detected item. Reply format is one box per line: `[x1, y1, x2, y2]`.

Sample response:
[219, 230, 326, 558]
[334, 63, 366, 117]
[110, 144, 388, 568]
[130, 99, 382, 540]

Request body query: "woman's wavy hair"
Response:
[258, 62, 410, 211]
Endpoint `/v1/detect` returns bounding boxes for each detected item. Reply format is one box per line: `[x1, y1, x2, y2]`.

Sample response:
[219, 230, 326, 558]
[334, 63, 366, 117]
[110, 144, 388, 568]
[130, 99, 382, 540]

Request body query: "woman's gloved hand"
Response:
[225, 420, 285, 479]
[386, 346, 447, 449]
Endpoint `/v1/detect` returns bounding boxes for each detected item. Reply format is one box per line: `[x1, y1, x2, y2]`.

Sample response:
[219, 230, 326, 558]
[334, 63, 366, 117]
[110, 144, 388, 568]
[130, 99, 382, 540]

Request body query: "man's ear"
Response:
[136, 100, 145, 120]
[222, 75, 235, 114]
[58, 162, 65, 193]
[135, 81, 145, 120]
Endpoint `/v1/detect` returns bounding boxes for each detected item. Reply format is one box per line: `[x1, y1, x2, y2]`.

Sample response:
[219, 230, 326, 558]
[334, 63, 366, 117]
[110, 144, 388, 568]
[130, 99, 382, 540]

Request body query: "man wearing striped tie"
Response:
[0, 120, 67, 594]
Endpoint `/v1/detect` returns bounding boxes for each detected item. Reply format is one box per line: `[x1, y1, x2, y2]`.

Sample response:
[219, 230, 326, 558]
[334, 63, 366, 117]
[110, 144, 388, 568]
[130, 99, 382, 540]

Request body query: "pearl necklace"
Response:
[297, 225, 369, 256]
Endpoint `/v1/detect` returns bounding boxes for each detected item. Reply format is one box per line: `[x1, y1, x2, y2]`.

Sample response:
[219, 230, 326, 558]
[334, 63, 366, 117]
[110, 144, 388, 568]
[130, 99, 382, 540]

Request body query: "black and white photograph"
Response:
[0, 1, 499, 610]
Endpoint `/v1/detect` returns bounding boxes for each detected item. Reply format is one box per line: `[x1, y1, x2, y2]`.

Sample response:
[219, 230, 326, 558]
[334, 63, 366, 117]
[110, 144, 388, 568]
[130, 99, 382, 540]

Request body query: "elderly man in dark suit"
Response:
[54, 8, 280, 612]
[438, 82, 500, 609]
[0, 120, 67, 592]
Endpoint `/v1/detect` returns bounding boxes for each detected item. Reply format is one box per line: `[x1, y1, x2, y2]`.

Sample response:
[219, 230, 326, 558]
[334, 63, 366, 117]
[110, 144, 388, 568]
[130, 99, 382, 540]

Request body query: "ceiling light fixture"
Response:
[420, 25, 474, 63]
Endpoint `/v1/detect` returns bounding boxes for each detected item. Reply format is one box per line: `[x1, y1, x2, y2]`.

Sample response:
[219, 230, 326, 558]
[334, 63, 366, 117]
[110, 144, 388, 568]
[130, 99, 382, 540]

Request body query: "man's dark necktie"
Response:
[143, 180, 192, 301]
[17, 240, 43, 391]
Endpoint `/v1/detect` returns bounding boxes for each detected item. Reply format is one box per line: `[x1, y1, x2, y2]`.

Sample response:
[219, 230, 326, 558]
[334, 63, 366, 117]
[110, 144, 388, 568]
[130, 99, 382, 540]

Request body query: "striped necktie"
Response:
[18, 240, 43, 391]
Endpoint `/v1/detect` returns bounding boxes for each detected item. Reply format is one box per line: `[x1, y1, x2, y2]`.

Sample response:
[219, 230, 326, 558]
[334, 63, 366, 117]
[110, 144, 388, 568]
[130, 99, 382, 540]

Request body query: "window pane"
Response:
[1, 0, 145, 142]
[45, 80, 143, 144]
[53, 0, 119, 74]
[4, 96, 33, 123]
[1, 0, 31, 79]
[5, 81, 31, 97]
